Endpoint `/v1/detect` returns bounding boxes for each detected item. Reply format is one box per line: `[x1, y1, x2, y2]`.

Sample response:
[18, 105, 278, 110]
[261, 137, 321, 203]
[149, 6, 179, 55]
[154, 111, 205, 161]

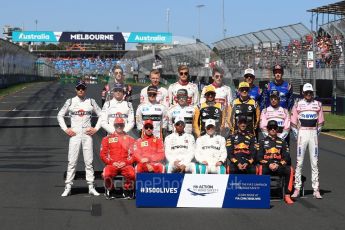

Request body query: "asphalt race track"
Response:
[0, 81, 345, 230]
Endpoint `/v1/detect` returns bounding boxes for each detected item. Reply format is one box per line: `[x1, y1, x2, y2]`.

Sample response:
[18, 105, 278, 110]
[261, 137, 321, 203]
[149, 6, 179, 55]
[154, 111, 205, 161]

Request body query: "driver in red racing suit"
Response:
[133, 120, 165, 173]
[100, 118, 136, 199]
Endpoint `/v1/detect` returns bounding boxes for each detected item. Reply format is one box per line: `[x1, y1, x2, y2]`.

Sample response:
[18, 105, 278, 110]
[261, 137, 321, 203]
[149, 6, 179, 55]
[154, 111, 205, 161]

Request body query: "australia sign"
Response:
[12, 31, 172, 44]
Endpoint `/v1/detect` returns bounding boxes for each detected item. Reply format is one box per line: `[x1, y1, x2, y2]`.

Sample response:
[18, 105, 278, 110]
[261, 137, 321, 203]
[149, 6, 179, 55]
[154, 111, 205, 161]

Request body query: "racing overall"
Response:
[136, 102, 168, 138]
[291, 99, 324, 191]
[227, 98, 260, 136]
[57, 96, 102, 186]
[168, 81, 199, 106]
[167, 104, 194, 134]
[260, 106, 290, 140]
[193, 102, 225, 137]
[262, 81, 294, 110]
[226, 131, 256, 174]
[101, 98, 134, 134]
[164, 132, 196, 173]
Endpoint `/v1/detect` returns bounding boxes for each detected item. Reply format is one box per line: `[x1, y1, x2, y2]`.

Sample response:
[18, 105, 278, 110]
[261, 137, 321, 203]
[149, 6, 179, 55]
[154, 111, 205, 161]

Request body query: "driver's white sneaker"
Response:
[313, 190, 323, 199]
[61, 184, 71, 197]
[291, 189, 300, 198]
[88, 185, 100, 196]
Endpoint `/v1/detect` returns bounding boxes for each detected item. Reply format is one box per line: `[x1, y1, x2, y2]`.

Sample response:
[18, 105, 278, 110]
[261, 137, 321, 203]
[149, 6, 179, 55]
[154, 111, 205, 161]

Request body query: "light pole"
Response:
[166, 8, 170, 33]
[222, 0, 226, 38]
[35, 19, 38, 51]
[196, 4, 205, 40]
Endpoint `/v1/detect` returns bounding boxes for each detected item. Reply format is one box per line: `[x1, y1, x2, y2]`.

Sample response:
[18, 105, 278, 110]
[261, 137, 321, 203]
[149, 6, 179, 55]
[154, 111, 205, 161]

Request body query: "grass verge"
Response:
[323, 113, 345, 138]
[0, 82, 38, 98]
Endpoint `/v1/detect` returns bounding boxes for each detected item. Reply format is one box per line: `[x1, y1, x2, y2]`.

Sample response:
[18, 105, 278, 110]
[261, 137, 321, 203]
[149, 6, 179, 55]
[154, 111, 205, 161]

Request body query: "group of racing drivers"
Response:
[57, 63, 325, 204]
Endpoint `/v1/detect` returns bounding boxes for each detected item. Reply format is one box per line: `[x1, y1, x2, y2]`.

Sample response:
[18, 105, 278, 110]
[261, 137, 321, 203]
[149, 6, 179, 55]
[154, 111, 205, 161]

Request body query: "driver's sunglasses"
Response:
[179, 72, 189, 76]
[239, 87, 249, 92]
[214, 74, 223, 79]
[76, 86, 86, 91]
[114, 71, 122, 75]
[148, 93, 157, 97]
[144, 125, 154, 130]
[115, 124, 125, 128]
[268, 126, 278, 131]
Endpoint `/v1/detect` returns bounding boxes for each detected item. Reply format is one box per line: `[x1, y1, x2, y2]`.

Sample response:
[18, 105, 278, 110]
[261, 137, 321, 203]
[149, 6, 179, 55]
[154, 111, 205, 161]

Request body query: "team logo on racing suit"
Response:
[72, 109, 91, 117]
[109, 137, 118, 143]
[141, 141, 148, 147]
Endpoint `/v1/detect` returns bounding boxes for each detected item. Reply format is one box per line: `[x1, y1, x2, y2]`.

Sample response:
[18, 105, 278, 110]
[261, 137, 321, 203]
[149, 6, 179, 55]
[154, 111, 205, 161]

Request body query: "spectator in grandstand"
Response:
[226, 116, 256, 174]
[261, 64, 294, 111]
[195, 119, 227, 174]
[101, 83, 135, 135]
[242, 68, 261, 104]
[140, 69, 169, 107]
[105, 65, 132, 102]
[291, 83, 324, 199]
[193, 85, 225, 137]
[100, 118, 136, 200]
[167, 89, 195, 134]
[226, 82, 260, 136]
[164, 118, 197, 173]
[260, 90, 290, 142]
[57, 80, 101, 197]
[200, 66, 234, 108]
[257, 120, 294, 205]
[136, 86, 168, 139]
[168, 65, 199, 106]
[133, 120, 165, 173]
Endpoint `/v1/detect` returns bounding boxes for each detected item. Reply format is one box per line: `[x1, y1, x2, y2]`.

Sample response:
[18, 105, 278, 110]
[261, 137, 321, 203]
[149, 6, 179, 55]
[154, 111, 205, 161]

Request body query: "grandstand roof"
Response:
[307, 1, 345, 16]
[213, 23, 311, 50]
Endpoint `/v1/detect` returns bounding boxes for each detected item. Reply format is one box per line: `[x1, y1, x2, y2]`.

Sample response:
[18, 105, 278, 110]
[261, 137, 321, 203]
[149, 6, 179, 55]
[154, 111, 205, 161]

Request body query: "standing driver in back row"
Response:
[168, 65, 199, 106]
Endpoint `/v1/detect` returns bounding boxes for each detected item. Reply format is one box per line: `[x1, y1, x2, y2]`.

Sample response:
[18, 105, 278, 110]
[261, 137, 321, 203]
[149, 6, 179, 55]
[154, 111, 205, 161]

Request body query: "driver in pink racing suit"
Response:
[290, 83, 324, 199]
[260, 90, 290, 141]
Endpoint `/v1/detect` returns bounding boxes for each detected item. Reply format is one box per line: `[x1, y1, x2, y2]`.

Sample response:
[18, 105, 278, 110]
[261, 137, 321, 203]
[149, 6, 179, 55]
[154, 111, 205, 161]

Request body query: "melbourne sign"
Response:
[12, 31, 172, 44]
[136, 174, 270, 209]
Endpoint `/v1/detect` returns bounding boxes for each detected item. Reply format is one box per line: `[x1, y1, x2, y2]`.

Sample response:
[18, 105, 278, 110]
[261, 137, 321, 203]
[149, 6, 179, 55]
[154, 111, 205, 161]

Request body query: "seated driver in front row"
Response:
[164, 117, 197, 173]
[100, 118, 135, 200]
[195, 119, 227, 174]
[226, 116, 256, 174]
[257, 120, 294, 205]
[133, 119, 165, 173]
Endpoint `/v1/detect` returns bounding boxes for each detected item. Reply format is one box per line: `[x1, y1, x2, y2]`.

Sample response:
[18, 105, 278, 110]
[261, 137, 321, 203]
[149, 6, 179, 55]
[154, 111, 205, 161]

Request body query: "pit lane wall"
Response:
[0, 39, 56, 89]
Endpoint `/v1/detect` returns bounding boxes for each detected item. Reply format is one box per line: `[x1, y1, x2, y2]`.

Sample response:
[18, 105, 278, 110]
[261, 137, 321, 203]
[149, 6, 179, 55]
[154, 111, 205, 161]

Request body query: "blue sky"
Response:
[0, 0, 337, 45]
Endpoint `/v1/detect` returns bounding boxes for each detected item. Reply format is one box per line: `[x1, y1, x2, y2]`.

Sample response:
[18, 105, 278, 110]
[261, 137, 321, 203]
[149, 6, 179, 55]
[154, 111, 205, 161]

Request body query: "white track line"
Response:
[12, 108, 59, 112]
[0, 108, 59, 112]
[0, 115, 98, 119]
[0, 116, 58, 119]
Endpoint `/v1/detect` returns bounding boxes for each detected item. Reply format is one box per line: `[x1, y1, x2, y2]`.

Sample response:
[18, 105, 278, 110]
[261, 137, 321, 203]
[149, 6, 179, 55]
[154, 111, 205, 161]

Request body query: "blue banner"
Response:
[126, 32, 172, 44]
[136, 174, 270, 209]
[12, 31, 59, 42]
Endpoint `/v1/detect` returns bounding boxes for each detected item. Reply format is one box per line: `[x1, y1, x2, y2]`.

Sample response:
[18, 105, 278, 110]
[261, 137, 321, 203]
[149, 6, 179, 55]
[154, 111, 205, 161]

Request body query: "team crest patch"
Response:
[185, 139, 189, 143]
[141, 141, 148, 147]
[248, 106, 252, 111]
[109, 137, 118, 143]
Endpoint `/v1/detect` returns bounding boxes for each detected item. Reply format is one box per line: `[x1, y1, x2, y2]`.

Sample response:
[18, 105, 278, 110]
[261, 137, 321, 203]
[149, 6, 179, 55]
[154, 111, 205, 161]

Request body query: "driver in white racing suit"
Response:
[164, 118, 196, 173]
[291, 83, 324, 199]
[136, 85, 168, 138]
[140, 69, 169, 107]
[57, 80, 101, 197]
[167, 89, 194, 134]
[101, 83, 134, 134]
[195, 119, 227, 174]
[168, 65, 199, 106]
